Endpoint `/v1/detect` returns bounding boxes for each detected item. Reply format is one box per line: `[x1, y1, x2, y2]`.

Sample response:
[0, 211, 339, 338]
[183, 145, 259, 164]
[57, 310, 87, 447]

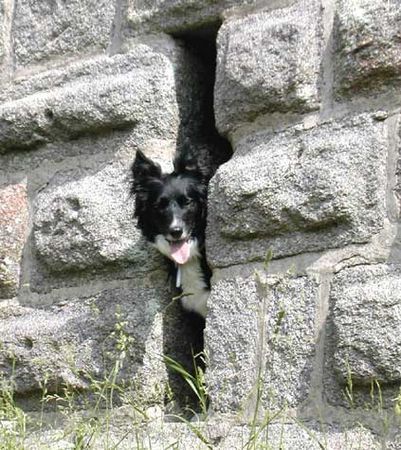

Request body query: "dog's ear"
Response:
[174, 151, 209, 184]
[174, 141, 216, 183]
[130, 151, 163, 221]
[131, 150, 162, 192]
[173, 153, 198, 174]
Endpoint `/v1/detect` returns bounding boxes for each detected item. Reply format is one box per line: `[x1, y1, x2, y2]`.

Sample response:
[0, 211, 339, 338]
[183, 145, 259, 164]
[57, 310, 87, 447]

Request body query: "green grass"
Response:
[0, 311, 212, 449]
[164, 351, 208, 418]
[2, 352, 400, 449]
[1, 297, 400, 449]
[0, 376, 26, 450]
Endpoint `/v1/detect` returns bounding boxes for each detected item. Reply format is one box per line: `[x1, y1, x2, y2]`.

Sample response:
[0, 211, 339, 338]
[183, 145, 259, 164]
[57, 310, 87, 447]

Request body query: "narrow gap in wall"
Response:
[175, 23, 233, 167]
[162, 23, 233, 416]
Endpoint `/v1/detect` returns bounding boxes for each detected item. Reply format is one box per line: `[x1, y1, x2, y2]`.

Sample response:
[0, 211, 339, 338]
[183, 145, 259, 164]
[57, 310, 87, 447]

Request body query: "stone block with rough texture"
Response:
[33, 162, 157, 274]
[23, 420, 382, 450]
[13, 0, 116, 68]
[330, 264, 401, 385]
[127, 0, 257, 34]
[0, 285, 168, 400]
[334, 0, 401, 97]
[207, 116, 387, 268]
[0, 35, 204, 153]
[218, 423, 380, 450]
[0, 50, 174, 152]
[0, 183, 29, 299]
[214, 0, 321, 135]
[0, 285, 202, 410]
[0, 0, 5, 65]
[205, 272, 318, 415]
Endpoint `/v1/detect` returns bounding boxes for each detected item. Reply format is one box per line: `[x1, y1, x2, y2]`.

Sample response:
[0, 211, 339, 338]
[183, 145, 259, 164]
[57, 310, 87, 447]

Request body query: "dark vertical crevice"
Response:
[173, 22, 233, 168]
[162, 24, 233, 416]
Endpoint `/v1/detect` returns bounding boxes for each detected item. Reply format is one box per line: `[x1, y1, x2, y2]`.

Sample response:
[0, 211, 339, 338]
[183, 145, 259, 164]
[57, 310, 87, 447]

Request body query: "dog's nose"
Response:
[170, 227, 183, 240]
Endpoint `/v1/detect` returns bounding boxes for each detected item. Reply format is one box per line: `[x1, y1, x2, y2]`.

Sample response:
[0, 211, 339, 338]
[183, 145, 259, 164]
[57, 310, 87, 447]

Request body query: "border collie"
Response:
[130, 148, 214, 318]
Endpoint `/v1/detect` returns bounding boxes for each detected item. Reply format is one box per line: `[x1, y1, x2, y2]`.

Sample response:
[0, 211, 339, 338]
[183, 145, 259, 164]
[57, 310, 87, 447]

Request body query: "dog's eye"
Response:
[158, 197, 169, 209]
[177, 196, 192, 207]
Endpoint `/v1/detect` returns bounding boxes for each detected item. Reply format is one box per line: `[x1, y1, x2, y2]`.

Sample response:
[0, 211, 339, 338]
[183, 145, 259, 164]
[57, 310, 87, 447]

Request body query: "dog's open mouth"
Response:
[169, 239, 191, 265]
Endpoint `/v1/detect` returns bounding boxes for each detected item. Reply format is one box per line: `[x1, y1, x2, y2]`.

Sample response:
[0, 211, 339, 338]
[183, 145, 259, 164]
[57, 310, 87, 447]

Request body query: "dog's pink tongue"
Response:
[170, 241, 190, 264]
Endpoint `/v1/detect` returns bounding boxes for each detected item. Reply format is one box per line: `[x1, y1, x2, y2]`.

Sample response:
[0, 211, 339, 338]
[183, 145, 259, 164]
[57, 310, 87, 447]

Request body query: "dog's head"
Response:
[131, 150, 208, 264]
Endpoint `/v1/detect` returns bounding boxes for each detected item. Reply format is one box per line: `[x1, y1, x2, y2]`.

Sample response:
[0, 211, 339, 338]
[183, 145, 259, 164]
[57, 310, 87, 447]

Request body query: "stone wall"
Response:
[1, 0, 401, 447]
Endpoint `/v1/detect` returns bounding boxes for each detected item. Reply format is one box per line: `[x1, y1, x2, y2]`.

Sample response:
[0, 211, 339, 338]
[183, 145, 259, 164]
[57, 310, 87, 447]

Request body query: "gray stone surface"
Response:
[259, 274, 318, 412]
[205, 276, 261, 415]
[214, 0, 321, 135]
[330, 264, 401, 384]
[0, 0, 5, 65]
[207, 116, 387, 268]
[0, 284, 168, 402]
[205, 272, 318, 415]
[0, 35, 185, 102]
[0, 35, 204, 153]
[23, 418, 381, 450]
[0, 54, 176, 152]
[0, 128, 144, 186]
[218, 422, 381, 450]
[334, 0, 401, 97]
[127, 0, 257, 34]
[33, 162, 157, 274]
[13, 0, 116, 68]
[0, 183, 28, 299]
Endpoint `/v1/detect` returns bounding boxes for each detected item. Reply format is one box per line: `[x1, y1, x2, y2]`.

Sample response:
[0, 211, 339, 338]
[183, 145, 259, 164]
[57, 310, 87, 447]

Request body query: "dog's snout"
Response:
[170, 227, 183, 240]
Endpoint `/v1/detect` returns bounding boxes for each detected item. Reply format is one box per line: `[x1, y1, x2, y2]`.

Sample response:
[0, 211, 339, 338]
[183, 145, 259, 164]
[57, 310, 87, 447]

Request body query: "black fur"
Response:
[130, 148, 213, 295]
[131, 150, 207, 244]
[130, 137, 232, 318]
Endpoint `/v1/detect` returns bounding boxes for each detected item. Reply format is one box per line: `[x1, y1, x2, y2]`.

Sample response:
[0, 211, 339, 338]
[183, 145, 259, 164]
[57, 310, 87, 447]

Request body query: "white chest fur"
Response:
[178, 257, 209, 318]
[152, 235, 209, 318]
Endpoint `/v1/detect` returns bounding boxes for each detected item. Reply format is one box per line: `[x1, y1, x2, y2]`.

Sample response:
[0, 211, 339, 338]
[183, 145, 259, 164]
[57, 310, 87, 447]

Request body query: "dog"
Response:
[130, 147, 215, 318]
